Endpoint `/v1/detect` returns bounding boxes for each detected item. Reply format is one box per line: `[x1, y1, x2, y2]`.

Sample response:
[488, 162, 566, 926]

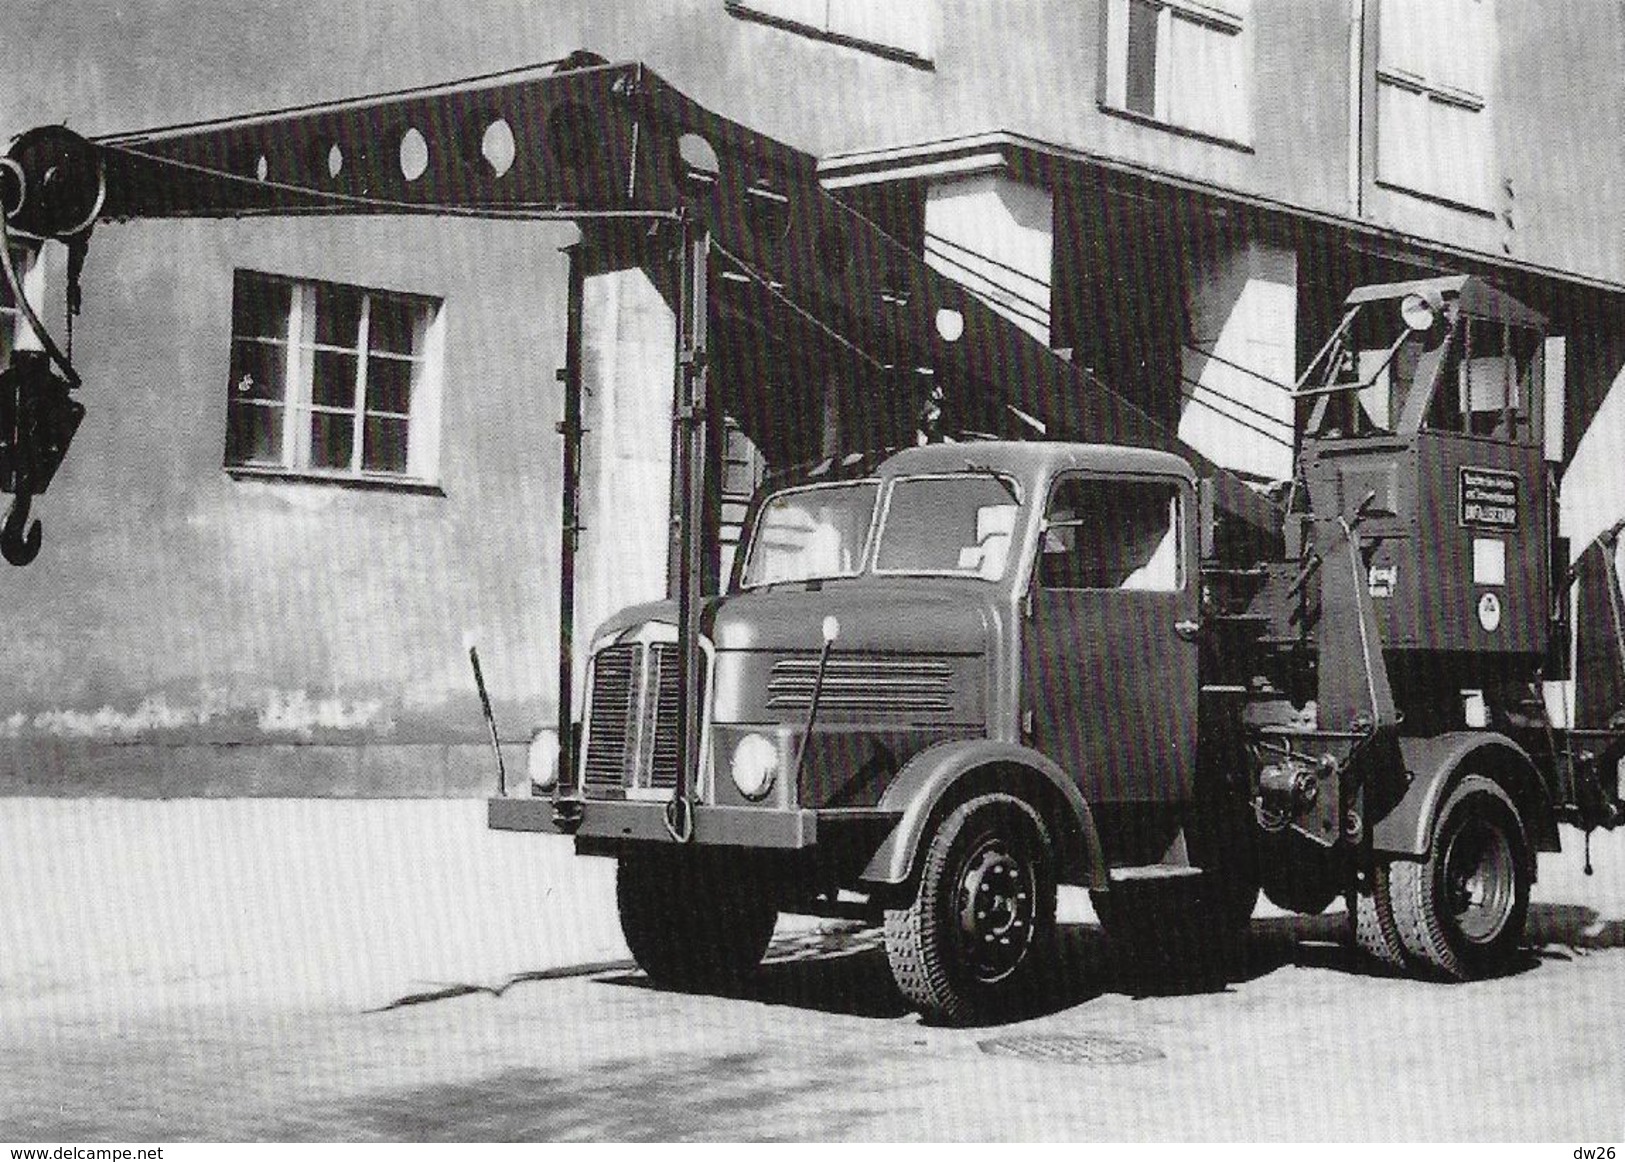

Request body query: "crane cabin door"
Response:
[1023, 472, 1199, 805]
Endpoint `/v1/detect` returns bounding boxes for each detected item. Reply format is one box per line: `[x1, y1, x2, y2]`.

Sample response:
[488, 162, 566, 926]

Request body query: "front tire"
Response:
[616, 848, 778, 990]
[1388, 775, 1531, 980]
[883, 793, 1057, 1023]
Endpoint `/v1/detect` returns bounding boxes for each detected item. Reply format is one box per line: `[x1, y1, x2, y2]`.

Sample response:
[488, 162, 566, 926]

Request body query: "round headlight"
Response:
[528, 728, 561, 793]
[729, 733, 779, 800]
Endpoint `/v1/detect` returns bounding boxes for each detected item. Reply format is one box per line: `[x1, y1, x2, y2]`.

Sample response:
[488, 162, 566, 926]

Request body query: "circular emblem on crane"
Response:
[1477, 591, 1502, 632]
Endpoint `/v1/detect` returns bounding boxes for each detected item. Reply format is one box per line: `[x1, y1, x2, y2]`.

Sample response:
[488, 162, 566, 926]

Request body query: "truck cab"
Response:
[493, 439, 1219, 1019]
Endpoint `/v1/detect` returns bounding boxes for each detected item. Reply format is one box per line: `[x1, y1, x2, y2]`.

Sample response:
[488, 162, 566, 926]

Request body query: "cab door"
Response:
[1021, 472, 1199, 804]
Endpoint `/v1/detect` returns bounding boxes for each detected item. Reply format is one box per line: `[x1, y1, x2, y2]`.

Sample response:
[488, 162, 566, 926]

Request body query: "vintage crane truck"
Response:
[1, 58, 1621, 1022]
[500, 274, 1625, 1021]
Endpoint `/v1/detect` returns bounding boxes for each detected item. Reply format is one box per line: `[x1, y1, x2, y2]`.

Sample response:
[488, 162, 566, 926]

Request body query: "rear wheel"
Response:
[616, 848, 778, 990]
[1388, 775, 1530, 980]
[883, 793, 1057, 1024]
[1348, 863, 1408, 972]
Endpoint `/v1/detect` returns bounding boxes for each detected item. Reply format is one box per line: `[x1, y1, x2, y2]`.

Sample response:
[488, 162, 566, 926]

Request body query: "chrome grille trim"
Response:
[578, 634, 712, 795]
[766, 656, 955, 714]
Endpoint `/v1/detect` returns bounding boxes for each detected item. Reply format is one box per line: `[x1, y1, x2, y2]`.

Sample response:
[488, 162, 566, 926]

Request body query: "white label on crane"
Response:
[1472, 538, 1507, 586]
[1478, 591, 1503, 632]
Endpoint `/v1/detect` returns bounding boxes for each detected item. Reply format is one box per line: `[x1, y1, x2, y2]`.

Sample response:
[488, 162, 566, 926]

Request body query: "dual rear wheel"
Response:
[1351, 775, 1531, 980]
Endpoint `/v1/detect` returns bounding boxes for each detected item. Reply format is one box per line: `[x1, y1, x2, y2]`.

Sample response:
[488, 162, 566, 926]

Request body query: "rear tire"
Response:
[883, 793, 1057, 1024]
[1388, 775, 1531, 980]
[616, 848, 778, 990]
[1349, 863, 1408, 972]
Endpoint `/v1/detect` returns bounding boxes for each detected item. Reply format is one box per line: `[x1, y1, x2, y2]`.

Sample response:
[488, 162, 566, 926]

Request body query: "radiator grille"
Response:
[583, 644, 638, 790]
[767, 656, 955, 715]
[580, 639, 708, 793]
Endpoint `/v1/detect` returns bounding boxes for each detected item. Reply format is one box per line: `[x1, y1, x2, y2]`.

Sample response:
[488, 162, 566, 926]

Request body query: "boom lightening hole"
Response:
[399, 127, 429, 182]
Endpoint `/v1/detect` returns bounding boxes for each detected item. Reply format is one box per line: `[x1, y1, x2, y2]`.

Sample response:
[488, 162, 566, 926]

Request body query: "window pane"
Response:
[232, 274, 291, 341]
[741, 483, 878, 587]
[225, 401, 283, 465]
[313, 283, 364, 348]
[311, 350, 358, 408]
[367, 355, 414, 415]
[875, 476, 1021, 579]
[362, 415, 410, 474]
[1040, 478, 1181, 591]
[368, 296, 421, 356]
[733, 0, 827, 29]
[826, 0, 933, 57]
[1125, 0, 1160, 116]
[1166, 12, 1247, 142]
[228, 339, 288, 403]
[309, 411, 355, 470]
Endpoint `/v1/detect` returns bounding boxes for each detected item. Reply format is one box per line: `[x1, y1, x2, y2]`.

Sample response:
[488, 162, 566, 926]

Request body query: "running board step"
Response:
[1108, 864, 1205, 883]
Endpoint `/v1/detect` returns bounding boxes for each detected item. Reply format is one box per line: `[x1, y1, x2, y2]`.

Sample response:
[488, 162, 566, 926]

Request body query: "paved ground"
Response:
[1, 799, 1623, 1141]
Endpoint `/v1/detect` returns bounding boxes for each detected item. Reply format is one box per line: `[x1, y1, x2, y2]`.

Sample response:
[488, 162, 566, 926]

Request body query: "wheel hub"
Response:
[957, 841, 1035, 983]
[1443, 817, 1514, 945]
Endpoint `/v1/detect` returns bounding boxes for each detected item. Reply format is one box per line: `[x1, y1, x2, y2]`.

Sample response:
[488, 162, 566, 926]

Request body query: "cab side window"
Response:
[1039, 476, 1183, 592]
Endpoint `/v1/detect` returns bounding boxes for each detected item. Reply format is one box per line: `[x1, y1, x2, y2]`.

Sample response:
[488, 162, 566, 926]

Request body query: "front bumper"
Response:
[488, 795, 820, 848]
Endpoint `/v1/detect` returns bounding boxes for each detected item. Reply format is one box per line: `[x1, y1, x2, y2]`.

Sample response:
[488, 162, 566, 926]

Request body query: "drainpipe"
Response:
[1348, 0, 1367, 218]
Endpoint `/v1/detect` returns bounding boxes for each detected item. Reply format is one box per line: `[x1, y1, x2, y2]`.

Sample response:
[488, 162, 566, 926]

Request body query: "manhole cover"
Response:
[978, 1033, 1164, 1066]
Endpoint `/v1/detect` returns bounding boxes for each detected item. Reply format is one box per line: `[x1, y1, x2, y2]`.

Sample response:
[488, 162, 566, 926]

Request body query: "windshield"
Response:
[740, 482, 879, 587]
[875, 474, 1021, 580]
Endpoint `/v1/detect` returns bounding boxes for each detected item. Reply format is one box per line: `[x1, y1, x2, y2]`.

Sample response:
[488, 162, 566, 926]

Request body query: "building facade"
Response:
[2, 0, 1623, 795]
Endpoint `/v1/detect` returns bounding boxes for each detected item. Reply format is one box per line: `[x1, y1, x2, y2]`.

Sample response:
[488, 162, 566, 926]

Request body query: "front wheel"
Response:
[616, 848, 778, 990]
[1388, 775, 1532, 980]
[883, 793, 1058, 1023]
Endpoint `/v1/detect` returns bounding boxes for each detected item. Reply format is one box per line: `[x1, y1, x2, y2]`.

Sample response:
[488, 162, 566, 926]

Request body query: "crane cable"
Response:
[0, 213, 81, 389]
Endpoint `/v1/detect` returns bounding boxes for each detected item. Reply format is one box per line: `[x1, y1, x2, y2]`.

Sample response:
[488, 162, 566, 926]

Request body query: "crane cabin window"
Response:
[225, 271, 444, 485]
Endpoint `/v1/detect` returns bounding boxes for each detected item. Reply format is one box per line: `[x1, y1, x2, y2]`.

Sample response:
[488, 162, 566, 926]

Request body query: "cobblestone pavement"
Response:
[2, 800, 1622, 1141]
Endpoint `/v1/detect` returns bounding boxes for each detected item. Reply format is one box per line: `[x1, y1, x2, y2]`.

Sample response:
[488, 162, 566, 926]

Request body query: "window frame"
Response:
[724, 0, 935, 67]
[870, 470, 1026, 582]
[737, 479, 883, 590]
[224, 270, 445, 489]
[1372, 0, 1495, 213]
[1098, 0, 1255, 150]
[1036, 471, 1189, 594]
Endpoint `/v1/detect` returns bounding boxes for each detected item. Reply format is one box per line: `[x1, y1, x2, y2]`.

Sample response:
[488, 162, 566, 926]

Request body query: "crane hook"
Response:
[1, 491, 42, 566]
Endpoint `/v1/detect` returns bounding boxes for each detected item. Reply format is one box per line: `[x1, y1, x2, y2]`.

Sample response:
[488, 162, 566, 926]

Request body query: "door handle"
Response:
[1174, 618, 1201, 642]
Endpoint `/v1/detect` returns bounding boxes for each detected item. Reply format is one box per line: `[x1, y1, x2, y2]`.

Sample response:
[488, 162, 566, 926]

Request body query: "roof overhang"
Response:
[818, 130, 1625, 301]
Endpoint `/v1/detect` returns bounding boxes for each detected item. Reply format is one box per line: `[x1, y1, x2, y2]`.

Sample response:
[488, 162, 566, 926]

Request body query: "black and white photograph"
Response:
[1, 0, 1623, 1146]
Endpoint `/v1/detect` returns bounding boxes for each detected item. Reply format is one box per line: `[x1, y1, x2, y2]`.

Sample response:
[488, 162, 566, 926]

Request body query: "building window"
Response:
[1102, 0, 1252, 146]
[225, 271, 444, 483]
[1375, 0, 1493, 211]
[725, 0, 934, 65]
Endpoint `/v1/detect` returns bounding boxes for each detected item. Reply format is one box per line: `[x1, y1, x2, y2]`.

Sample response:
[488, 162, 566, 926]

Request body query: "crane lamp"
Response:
[1400, 289, 1443, 333]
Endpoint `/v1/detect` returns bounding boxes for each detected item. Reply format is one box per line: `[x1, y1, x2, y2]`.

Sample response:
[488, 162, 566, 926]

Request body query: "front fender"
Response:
[859, 739, 1107, 890]
[1373, 732, 1557, 858]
